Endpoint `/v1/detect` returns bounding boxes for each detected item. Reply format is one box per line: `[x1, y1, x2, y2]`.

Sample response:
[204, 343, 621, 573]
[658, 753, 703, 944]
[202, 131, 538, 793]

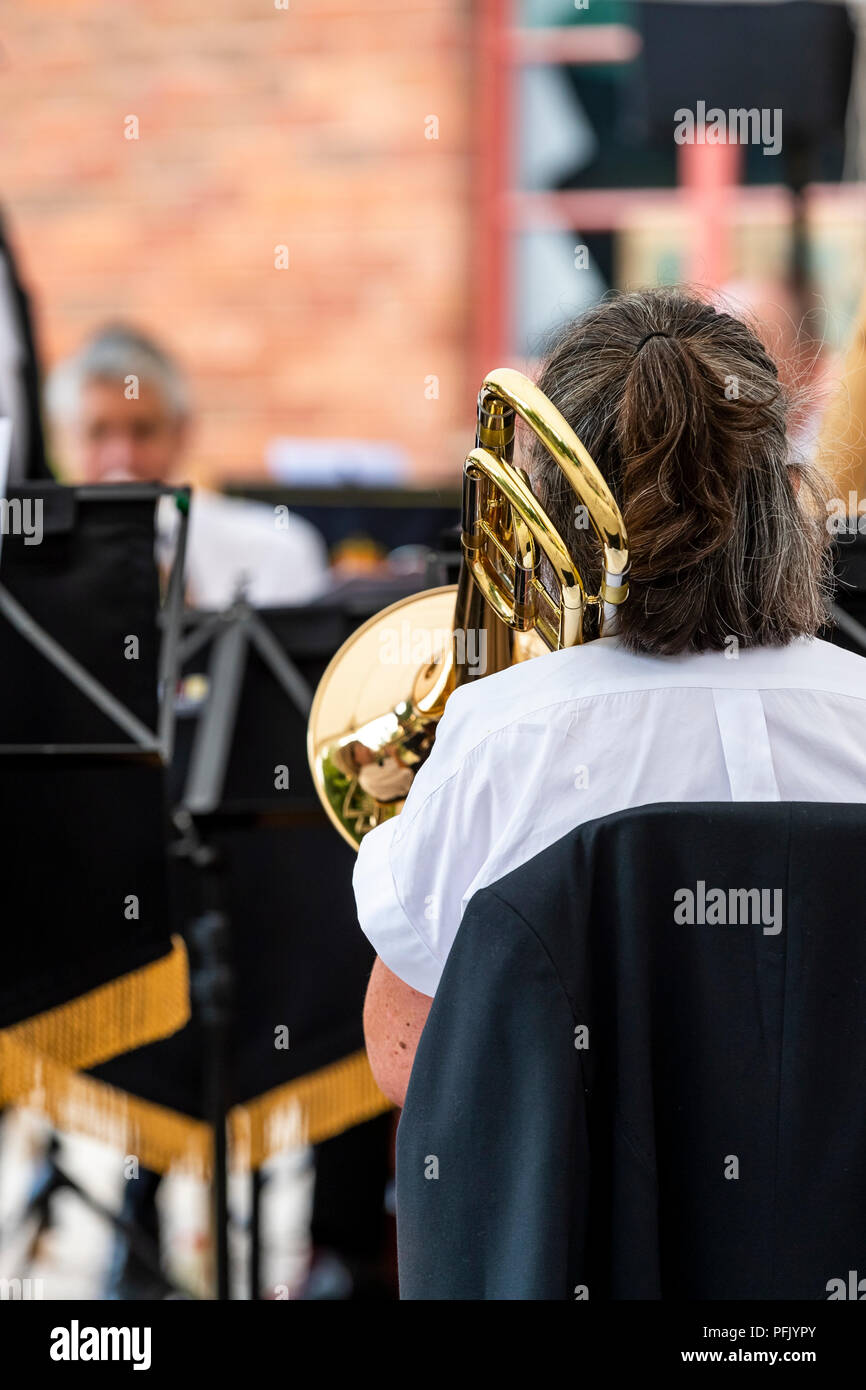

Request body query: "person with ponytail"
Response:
[355, 287, 866, 1108]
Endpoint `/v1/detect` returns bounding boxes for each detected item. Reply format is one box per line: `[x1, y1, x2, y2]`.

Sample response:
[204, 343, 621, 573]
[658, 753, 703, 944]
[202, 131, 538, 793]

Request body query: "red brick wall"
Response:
[0, 0, 474, 483]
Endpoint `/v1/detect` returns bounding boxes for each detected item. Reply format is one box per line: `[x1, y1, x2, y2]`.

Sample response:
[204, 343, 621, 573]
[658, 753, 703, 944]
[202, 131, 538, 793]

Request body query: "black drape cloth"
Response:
[397, 801, 866, 1300]
[0, 486, 171, 1027]
[0, 761, 173, 1029]
[0, 211, 50, 482]
[92, 820, 374, 1116]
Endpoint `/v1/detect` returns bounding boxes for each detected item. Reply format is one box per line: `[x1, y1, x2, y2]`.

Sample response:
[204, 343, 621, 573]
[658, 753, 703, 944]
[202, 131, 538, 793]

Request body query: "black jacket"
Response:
[396, 801, 866, 1300]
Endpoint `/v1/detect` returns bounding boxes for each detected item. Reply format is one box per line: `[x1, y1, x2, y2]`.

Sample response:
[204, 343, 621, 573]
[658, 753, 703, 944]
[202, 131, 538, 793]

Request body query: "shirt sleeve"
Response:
[351, 669, 590, 995]
[352, 815, 446, 996]
[352, 684, 498, 996]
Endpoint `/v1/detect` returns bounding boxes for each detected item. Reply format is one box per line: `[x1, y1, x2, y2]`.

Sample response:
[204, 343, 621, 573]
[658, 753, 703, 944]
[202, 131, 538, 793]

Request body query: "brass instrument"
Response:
[307, 368, 629, 849]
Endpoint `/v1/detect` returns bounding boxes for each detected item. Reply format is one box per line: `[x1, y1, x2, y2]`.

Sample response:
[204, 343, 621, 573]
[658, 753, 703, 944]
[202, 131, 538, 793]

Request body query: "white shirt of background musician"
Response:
[353, 635, 866, 997]
[156, 487, 329, 609]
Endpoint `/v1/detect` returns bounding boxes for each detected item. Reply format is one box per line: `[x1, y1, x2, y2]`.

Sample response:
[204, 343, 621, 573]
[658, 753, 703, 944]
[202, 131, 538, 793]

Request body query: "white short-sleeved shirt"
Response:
[353, 635, 866, 996]
[158, 489, 329, 608]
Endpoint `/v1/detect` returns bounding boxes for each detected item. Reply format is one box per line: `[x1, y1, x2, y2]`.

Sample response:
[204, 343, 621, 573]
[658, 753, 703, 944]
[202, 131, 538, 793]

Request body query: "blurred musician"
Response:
[354, 287, 866, 1106]
[46, 325, 329, 606]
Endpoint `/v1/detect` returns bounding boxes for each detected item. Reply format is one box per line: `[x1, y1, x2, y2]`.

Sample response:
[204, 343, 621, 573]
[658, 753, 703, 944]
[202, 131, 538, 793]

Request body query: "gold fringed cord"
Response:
[0, 935, 206, 1174]
[2, 1010, 390, 1178]
[0, 936, 204, 1173]
[1, 1037, 212, 1178]
[229, 1049, 393, 1171]
[0, 936, 190, 1083]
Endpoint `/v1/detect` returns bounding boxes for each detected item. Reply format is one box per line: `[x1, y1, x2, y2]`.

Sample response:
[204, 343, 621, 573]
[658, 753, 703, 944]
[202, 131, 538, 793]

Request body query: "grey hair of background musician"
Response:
[527, 286, 832, 656]
[46, 325, 190, 423]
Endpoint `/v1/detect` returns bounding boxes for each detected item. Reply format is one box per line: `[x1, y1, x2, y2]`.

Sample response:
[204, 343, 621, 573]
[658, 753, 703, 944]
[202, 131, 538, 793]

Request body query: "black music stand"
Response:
[93, 576, 433, 1300]
[0, 482, 187, 763]
[170, 587, 415, 1300]
[0, 481, 190, 1296]
[174, 593, 321, 1301]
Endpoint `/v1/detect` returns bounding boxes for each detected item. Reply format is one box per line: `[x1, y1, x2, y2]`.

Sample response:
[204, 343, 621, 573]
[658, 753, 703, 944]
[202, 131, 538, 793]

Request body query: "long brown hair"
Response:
[528, 287, 831, 655]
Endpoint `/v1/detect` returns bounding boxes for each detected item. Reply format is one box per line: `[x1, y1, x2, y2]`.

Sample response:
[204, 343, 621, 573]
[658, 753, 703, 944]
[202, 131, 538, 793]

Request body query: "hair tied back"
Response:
[636, 330, 673, 351]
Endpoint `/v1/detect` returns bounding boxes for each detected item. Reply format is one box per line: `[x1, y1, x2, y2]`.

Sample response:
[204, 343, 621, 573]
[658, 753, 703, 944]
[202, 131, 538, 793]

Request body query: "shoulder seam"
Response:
[478, 883, 582, 1023]
[396, 685, 866, 837]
